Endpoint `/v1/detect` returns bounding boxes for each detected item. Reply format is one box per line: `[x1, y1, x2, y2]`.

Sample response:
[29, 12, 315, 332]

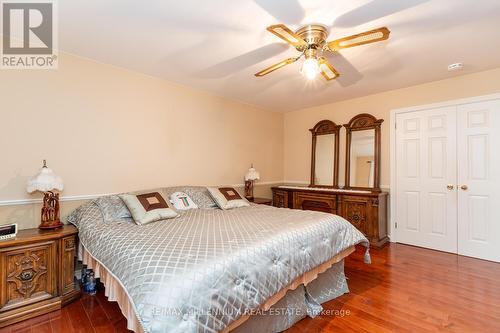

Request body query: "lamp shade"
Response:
[27, 161, 63, 193]
[244, 166, 260, 181]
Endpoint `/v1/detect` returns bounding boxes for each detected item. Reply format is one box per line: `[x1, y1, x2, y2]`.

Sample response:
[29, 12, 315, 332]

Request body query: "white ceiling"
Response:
[58, 0, 500, 112]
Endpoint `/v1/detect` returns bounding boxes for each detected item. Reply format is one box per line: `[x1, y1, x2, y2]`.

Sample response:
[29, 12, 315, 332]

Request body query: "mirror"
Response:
[344, 114, 383, 191]
[350, 130, 375, 187]
[310, 120, 341, 188]
[314, 134, 335, 185]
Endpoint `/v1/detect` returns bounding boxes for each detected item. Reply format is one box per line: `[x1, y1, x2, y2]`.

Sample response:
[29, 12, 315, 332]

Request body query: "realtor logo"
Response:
[1, 0, 57, 69]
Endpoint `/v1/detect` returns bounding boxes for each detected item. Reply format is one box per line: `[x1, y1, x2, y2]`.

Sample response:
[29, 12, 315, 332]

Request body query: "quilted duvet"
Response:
[70, 201, 368, 333]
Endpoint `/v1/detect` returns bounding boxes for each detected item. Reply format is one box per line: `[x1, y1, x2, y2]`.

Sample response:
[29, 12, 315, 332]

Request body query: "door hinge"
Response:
[395, 222, 398, 229]
[395, 122, 397, 130]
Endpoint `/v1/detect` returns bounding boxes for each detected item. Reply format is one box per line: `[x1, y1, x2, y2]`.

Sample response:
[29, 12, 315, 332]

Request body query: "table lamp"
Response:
[27, 160, 64, 229]
[244, 164, 260, 200]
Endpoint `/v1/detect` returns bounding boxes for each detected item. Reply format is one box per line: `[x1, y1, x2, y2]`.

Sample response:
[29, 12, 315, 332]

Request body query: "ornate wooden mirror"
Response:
[344, 114, 383, 191]
[309, 120, 341, 188]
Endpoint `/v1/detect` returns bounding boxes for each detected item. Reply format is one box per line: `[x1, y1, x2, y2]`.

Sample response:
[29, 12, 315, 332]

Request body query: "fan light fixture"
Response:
[301, 58, 319, 80]
[255, 24, 390, 82]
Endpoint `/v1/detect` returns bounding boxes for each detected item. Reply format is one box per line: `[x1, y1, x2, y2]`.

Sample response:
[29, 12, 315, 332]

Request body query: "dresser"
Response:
[272, 186, 388, 247]
[0, 225, 80, 327]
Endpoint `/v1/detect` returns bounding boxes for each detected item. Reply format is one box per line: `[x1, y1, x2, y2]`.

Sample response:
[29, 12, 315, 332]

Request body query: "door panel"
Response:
[395, 107, 457, 253]
[457, 100, 500, 262]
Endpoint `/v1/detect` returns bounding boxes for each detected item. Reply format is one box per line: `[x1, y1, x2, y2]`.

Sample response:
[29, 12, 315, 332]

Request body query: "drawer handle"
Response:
[20, 270, 34, 281]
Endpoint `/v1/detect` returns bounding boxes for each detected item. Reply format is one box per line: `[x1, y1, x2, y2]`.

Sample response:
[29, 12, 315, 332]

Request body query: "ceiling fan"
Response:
[255, 24, 390, 81]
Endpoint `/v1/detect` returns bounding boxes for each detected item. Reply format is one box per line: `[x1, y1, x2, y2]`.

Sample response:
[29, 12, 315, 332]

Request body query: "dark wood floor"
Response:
[2, 243, 500, 332]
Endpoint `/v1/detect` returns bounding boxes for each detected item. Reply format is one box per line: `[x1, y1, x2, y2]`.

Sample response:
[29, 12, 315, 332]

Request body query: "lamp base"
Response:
[244, 180, 254, 201]
[39, 219, 64, 229]
[39, 191, 62, 230]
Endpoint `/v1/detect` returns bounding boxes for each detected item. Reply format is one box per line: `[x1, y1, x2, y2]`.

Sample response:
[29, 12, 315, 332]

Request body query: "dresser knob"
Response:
[19, 270, 34, 281]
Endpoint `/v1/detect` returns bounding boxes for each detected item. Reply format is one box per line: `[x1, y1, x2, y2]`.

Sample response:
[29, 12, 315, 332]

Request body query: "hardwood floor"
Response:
[285, 244, 500, 333]
[0, 283, 131, 333]
[2, 243, 500, 332]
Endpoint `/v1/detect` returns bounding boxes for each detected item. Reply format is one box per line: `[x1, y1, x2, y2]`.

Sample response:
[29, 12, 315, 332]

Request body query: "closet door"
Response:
[457, 100, 500, 262]
[395, 107, 457, 253]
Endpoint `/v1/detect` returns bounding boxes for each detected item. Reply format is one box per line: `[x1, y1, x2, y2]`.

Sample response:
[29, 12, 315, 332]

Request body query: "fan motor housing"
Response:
[295, 25, 328, 51]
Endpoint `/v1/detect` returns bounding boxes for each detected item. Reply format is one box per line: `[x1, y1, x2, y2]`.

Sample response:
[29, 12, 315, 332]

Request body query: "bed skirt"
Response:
[80, 245, 354, 333]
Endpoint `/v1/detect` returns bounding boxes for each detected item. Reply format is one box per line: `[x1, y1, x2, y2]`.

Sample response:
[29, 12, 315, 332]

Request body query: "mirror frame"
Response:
[309, 120, 341, 188]
[344, 113, 384, 192]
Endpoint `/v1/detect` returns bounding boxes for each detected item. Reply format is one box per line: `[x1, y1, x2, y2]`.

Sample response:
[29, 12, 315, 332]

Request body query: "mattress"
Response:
[70, 201, 368, 333]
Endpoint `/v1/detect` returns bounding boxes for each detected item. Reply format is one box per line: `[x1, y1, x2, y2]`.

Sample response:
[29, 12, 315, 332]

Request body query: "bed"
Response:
[68, 187, 370, 333]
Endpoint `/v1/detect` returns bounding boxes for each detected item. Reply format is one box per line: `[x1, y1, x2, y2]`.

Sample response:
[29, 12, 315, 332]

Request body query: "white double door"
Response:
[395, 99, 500, 262]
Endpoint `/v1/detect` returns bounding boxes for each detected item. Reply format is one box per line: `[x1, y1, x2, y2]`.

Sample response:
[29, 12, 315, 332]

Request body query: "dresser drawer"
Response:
[272, 190, 289, 208]
[294, 192, 337, 214]
[0, 241, 57, 312]
[342, 196, 370, 235]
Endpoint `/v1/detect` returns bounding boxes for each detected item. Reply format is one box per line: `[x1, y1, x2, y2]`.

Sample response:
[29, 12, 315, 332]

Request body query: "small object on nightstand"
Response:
[249, 197, 272, 206]
[27, 160, 64, 229]
[244, 164, 260, 201]
[0, 223, 17, 240]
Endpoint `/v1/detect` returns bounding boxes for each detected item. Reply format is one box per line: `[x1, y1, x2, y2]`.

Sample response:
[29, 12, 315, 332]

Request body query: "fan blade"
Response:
[318, 57, 340, 81]
[327, 27, 390, 52]
[267, 24, 307, 48]
[255, 57, 297, 77]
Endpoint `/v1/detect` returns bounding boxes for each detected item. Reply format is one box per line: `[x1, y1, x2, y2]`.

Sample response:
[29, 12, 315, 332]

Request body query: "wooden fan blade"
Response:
[267, 24, 307, 47]
[255, 57, 298, 77]
[318, 57, 340, 81]
[327, 27, 390, 52]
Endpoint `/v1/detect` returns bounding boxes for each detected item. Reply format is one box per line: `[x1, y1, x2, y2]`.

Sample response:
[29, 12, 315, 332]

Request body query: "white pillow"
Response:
[207, 187, 250, 210]
[170, 192, 198, 210]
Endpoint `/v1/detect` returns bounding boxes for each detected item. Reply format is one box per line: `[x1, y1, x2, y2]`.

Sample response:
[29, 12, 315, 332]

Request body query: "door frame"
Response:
[389, 93, 500, 243]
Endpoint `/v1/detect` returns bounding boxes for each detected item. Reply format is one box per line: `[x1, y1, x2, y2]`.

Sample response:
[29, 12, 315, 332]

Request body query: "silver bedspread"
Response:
[71, 202, 368, 333]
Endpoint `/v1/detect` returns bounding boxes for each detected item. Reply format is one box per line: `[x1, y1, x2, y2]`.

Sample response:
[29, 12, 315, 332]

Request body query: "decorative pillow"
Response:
[207, 187, 250, 210]
[161, 186, 217, 209]
[65, 201, 100, 227]
[95, 195, 133, 223]
[119, 192, 178, 225]
[170, 192, 198, 210]
[182, 187, 218, 209]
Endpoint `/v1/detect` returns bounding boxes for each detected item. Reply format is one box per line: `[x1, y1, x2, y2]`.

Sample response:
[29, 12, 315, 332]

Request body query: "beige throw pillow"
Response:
[207, 187, 250, 210]
[119, 192, 178, 225]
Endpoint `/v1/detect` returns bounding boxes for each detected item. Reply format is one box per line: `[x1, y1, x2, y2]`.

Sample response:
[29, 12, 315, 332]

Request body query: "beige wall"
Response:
[284, 68, 500, 187]
[0, 183, 274, 230]
[0, 53, 284, 228]
[3, 52, 500, 230]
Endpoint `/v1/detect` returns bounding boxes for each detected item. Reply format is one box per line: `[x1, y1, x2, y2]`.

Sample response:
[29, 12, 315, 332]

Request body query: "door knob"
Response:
[446, 184, 454, 190]
[460, 185, 468, 190]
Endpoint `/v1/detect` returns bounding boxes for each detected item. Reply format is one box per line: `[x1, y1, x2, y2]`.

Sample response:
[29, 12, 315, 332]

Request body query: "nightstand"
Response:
[0, 225, 80, 327]
[250, 197, 273, 206]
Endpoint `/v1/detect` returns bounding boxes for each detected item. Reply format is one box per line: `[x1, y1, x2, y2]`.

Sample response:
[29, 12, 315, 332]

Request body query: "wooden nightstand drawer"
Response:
[0, 241, 57, 312]
[0, 225, 79, 327]
[61, 236, 77, 297]
[250, 197, 272, 206]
